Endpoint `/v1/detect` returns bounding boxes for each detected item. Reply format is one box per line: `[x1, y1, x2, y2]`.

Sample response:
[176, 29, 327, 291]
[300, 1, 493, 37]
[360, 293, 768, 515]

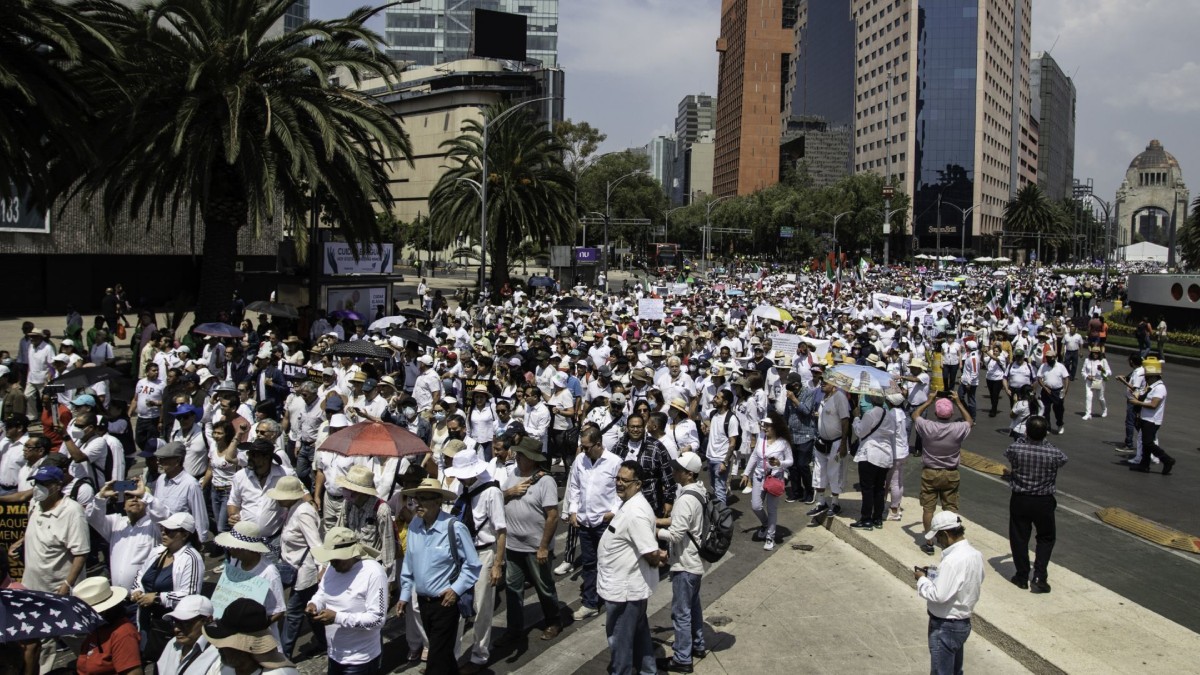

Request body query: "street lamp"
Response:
[703, 196, 731, 266]
[802, 210, 854, 260]
[1080, 194, 1114, 286]
[477, 95, 561, 295]
[604, 169, 648, 277]
[584, 211, 606, 248]
[942, 202, 984, 258]
[663, 206, 687, 243]
[861, 205, 906, 264]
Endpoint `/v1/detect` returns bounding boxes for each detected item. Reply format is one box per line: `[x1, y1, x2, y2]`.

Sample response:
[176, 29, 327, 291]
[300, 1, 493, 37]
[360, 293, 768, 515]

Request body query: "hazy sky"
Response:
[313, 0, 1198, 204]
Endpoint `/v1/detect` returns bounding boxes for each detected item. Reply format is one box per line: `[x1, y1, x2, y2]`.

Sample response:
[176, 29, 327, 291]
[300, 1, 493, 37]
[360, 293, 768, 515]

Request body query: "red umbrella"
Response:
[318, 421, 429, 458]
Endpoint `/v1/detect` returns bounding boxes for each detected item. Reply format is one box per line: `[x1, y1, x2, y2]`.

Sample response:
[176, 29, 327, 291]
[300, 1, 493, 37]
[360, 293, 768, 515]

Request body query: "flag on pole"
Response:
[858, 257, 870, 281]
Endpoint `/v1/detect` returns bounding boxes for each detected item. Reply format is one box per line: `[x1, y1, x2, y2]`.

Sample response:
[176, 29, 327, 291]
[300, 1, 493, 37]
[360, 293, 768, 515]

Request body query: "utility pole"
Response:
[884, 66, 892, 266]
[935, 193, 942, 264]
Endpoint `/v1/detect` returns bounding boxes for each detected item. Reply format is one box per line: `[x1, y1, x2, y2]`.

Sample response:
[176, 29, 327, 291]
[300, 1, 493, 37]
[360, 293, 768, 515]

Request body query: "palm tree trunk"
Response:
[491, 219, 512, 290]
[198, 168, 247, 321]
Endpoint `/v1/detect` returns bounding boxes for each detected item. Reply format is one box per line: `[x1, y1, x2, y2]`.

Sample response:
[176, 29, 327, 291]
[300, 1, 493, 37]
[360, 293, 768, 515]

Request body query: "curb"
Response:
[821, 516, 1067, 675]
[1102, 342, 1200, 368]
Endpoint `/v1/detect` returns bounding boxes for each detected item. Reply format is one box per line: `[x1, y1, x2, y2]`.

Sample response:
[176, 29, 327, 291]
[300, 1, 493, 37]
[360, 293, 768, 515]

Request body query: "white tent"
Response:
[1119, 242, 1169, 262]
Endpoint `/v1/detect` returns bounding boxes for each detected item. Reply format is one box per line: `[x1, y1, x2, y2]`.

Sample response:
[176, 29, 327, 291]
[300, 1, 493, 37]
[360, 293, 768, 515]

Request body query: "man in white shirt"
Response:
[914, 511, 984, 675]
[655, 454, 709, 672]
[598, 460, 668, 675]
[23, 331, 56, 421]
[412, 355, 442, 412]
[1036, 355, 1071, 434]
[156, 595, 218, 675]
[228, 440, 290, 538]
[958, 340, 981, 420]
[1061, 325, 1084, 381]
[566, 426, 621, 620]
[88, 483, 167, 591]
[131, 362, 166, 453]
[809, 371, 850, 519]
[0, 416, 29, 493]
[703, 390, 740, 506]
[308, 528, 389, 675]
[149, 441, 211, 543]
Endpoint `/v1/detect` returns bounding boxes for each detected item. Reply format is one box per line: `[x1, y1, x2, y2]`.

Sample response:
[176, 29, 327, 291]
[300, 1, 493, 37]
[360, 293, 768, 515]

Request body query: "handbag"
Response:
[759, 438, 786, 497]
[116, 323, 127, 340]
[446, 519, 477, 620]
[275, 547, 308, 588]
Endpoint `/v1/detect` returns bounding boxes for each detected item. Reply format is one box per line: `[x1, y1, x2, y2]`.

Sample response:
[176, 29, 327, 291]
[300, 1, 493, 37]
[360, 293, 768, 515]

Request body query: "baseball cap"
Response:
[362, 378, 377, 393]
[164, 595, 214, 622]
[610, 392, 627, 406]
[671, 453, 702, 475]
[154, 441, 187, 459]
[160, 512, 197, 533]
[71, 394, 97, 407]
[324, 395, 344, 412]
[417, 354, 434, 366]
[32, 466, 66, 484]
[925, 511, 964, 540]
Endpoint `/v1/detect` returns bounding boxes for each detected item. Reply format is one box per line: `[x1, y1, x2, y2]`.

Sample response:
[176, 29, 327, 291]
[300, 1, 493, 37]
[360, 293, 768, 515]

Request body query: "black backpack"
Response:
[679, 489, 734, 563]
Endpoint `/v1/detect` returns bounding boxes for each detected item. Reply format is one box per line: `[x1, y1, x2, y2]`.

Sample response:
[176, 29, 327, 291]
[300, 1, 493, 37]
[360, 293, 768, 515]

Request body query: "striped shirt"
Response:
[132, 544, 205, 609]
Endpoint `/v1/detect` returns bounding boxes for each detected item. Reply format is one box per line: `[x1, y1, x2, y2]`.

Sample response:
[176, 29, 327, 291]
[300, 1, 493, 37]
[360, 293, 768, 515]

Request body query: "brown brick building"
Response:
[713, 0, 795, 197]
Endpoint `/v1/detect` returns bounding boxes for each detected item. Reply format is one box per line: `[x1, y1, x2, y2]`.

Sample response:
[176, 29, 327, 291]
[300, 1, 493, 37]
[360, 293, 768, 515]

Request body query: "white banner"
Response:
[870, 293, 954, 319]
[764, 333, 830, 362]
[322, 242, 394, 275]
[327, 286, 387, 316]
[637, 298, 665, 320]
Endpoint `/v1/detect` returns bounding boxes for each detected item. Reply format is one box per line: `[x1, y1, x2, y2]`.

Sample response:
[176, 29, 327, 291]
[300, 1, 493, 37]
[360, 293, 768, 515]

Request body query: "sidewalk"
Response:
[824, 495, 1200, 674]
[688, 525, 1026, 675]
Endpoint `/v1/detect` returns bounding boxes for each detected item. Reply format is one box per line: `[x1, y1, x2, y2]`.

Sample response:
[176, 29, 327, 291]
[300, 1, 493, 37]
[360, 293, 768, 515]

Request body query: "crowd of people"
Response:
[0, 258, 1176, 675]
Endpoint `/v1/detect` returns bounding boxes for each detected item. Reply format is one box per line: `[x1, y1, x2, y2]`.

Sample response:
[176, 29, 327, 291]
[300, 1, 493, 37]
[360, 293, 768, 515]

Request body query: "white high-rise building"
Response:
[384, 0, 559, 67]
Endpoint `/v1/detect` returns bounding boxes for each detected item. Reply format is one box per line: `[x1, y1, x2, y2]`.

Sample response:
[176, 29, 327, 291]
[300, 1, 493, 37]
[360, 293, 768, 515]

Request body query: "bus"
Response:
[649, 243, 680, 271]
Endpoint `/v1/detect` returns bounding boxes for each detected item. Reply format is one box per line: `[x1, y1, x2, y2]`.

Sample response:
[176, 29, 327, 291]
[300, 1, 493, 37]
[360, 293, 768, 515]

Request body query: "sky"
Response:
[312, 0, 1199, 205]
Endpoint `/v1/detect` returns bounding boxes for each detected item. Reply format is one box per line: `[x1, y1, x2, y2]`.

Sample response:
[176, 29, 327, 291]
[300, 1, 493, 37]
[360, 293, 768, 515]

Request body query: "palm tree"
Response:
[0, 0, 111, 203]
[1179, 196, 1200, 271]
[1004, 184, 1057, 262]
[428, 103, 574, 289]
[73, 0, 412, 320]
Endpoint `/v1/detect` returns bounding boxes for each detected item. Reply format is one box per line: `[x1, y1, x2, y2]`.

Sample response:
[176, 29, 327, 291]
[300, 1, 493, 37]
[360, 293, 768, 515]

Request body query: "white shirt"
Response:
[229, 465, 290, 538]
[278, 501, 322, 591]
[1037, 362, 1070, 390]
[156, 637, 218, 675]
[311, 559, 390, 665]
[663, 418, 699, 459]
[1140, 380, 1167, 425]
[26, 342, 56, 385]
[412, 369, 442, 412]
[706, 409, 740, 463]
[960, 351, 980, 386]
[917, 539, 985, 620]
[89, 494, 166, 589]
[0, 434, 28, 489]
[597, 492, 659, 603]
[523, 402, 551, 441]
[150, 471, 211, 542]
[565, 450, 621, 527]
[134, 377, 166, 419]
[454, 474, 506, 547]
[817, 389, 851, 442]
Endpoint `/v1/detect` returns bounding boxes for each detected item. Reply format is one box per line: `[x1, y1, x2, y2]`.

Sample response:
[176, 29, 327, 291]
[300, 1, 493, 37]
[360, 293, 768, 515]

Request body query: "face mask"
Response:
[404, 408, 417, 421]
[1047, 359, 1057, 366]
[859, 399, 875, 413]
[433, 412, 446, 422]
[32, 485, 50, 503]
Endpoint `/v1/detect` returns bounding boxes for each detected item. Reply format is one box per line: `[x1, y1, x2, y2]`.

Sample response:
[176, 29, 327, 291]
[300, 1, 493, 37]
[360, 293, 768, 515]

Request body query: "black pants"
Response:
[958, 383, 977, 421]
[419, 595, 461, 675]
[788, 440, 814, 500]
[1138, 422, 1172, 469]
[1009, 493, 1056, 582]
[986, 380, 1003, 415]
[1040, 388, 1065, 427]
[941, 365, 959, 392]
[857, 461, 888, 523]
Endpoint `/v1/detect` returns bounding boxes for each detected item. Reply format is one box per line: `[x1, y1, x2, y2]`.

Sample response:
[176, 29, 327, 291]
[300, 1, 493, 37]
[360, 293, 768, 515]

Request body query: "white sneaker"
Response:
[554, 561, 575, 576]
[573, 605, 600, 620]
[1101, 411, 1108, 417]
[1057, 427, 1065, 435]
[1081, 415, 1091, 421]
[741, 484, 753, 494]
[763, 538, 775, 551]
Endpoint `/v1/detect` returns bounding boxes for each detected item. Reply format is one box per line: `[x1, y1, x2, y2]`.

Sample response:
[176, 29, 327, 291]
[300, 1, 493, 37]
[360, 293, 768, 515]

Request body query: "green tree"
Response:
[428, 103, 575, 290]
[1, 0, 112, 203]
[1004, 184, 1057, 262]
[1179, 197, 1200, 271]
[577, 151, 667, 249]
[555, 119, 607, 177]
[74, 0, 411, 321]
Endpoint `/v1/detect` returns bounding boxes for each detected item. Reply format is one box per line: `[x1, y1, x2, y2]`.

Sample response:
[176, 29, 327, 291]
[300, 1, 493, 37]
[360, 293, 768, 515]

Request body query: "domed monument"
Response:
[1115, 140, 1189, 266]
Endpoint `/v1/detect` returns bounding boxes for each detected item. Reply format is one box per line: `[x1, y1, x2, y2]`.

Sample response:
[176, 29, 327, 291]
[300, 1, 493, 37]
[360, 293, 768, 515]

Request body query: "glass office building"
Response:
[384, 0, 559, 67]
[283, 0, 308, 33]
[912, 1, 978, 250]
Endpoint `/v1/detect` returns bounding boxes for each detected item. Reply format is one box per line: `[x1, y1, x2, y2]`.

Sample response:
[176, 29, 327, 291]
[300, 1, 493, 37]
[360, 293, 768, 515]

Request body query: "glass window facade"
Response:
[384, 0, 558, 67]
[283, 0, 308, 33]
[912, 0, 977, 251]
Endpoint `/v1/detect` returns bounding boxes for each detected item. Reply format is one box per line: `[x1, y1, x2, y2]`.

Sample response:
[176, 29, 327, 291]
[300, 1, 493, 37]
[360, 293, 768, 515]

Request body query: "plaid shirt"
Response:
[1004, 438, 1068, 495]
[611, 434, 676, 516]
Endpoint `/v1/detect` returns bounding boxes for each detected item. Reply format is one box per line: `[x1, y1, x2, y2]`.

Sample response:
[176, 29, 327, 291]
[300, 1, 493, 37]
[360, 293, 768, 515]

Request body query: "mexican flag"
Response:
[858, 257, 870, 281]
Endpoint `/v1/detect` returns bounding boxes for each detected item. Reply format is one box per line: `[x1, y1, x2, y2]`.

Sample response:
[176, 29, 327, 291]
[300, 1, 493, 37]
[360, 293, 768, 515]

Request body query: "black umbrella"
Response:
[390, 328, 437, 349]
[327, 340, 392, 359]
[245, 300, 299, 319]
[49, 366, 122, 389]
[555, 297, 592, 311]
[398, 308, 428, 321]
[0, 589, 103, 643]
[193, 322, 244, 339]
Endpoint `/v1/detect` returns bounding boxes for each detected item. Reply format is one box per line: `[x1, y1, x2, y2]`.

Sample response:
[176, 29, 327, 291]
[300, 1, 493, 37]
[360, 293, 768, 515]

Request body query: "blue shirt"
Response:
[399, 512, 481, 603]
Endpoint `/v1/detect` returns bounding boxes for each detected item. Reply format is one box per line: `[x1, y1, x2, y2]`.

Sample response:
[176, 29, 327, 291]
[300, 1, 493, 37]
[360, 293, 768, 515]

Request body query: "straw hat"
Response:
[311, 526, 380, 564]
[73, 577, 129, 614]
[400, 477, 457, 501]
[908, 359, 928, 371]
[203, 599, 289, 665]
[669, 398, 689, 414]
[441, 439, 467, 458]
[335, 465, 378, 497]
[215, 521, 271, 554]
[266, 475, 307, 502]
[471, 384, 490, 396]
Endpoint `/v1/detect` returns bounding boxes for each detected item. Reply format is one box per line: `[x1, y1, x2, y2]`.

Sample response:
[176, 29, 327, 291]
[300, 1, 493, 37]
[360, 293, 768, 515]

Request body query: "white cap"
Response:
[925, 511, 963, 540]
[671, 453, 702, 474]
[61, 339, 75, 347]
[164, 595, 214, 621]
[0, 365, 9, 379]
[160, 512, 197, 533]
[417, 354, 434, 366]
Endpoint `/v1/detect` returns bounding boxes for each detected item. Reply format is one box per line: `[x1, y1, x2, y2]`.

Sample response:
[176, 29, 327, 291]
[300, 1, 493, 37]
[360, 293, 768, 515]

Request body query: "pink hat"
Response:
[934, 398, 954, 419]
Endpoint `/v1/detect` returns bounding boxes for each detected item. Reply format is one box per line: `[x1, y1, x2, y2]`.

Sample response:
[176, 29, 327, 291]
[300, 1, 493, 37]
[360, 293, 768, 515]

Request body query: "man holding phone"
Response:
[913, 511, 984, 675]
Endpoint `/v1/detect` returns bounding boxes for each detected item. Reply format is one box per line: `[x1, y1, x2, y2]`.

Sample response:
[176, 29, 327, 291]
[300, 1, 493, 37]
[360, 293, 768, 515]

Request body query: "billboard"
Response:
[326, 286, 388, 317]
[322, 242, 393, 275]
[575, 247, 599, 264]
[472, 9, 527, 61]
[0, 185, 50, 233]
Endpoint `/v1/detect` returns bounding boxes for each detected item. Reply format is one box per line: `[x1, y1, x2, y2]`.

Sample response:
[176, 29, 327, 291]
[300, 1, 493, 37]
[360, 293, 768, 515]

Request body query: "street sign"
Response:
[650, 226, 666, 236]
[0, 184, 49, 234]
[780, 226, 795, 239]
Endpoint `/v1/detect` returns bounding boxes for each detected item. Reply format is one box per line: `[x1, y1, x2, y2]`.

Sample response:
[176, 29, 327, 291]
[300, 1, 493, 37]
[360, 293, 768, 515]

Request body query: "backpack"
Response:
[679, 489, 734, 563]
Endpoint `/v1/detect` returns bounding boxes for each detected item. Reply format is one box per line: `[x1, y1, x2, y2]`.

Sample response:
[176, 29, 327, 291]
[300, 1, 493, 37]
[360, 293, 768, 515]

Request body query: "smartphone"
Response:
[935, 390, 950, 399]
[112, 480, 139, 492]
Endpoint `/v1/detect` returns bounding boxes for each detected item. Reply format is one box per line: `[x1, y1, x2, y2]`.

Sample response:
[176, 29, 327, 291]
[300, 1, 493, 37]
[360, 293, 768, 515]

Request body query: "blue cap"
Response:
[170, 403, 202, 417]
[71, 394, 96, 407]
[33, 466, 66, 484]
[138, 438, 166, 458]
[363, 378, 377, 393]
[324, 395, 344, 412]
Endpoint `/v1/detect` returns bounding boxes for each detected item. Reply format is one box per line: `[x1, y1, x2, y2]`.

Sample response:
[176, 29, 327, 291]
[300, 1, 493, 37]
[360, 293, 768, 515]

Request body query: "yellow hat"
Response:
[1143, 357, 1163, 375]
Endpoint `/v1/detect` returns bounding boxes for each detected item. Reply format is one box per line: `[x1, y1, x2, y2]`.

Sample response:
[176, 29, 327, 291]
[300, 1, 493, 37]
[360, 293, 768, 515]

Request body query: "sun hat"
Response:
[671, 453, 702, 474]
[908, 359, 927, 371]
[934, 398, 954, 419]
[215, 521, 271, 554]
[170, 403, 202, 417]
[164, 595, 214, 622]
[203, 599, 287, 661]
[400, 477, 457, 501]
[511, 437, 546, 463]
[441, 439, 466, 458]
[925, 511, 964, 540]
[335, 465, 378, 497]
[73, 577, 129, 614]
[445, 448, 488, 479]
[471, 384, 490, 396]
[885, 392, 906, 407]
[552, 372, 569, 388]
[669, 398, 689, 414]
[266, 475, 307, 502]
[329, 413, 351, 428]
[311, 526, 380, 564]
[160, 512, 197, 533]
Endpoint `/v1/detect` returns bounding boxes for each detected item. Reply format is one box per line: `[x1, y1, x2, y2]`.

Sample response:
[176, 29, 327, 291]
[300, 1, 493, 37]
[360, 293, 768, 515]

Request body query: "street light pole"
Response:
[604, 169, 648, 278]
[703, 196, 731, 267]
[942, 202, 984, 258]
[663, 206, 686, 243]
[478, 96, 560, 297]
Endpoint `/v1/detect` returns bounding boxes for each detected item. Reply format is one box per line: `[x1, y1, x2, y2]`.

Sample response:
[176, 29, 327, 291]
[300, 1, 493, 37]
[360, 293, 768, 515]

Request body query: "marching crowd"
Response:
[0, 259, 1175, 675]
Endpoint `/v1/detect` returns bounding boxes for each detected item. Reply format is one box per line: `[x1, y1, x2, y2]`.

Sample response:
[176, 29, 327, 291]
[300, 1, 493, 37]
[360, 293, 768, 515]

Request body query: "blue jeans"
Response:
[578, 524, 605, 610]
[296, 440, 315, 490]
[283, 583, 325, 658]
[708, 460, 730, 505]
[605, 599, 656, 675]
[212, 486, 231, 533]
[326, 654, 379, 675]
[1124, 402, 1138, 447]
[928, 615, 972, 675]
[670, 572, 705, 665]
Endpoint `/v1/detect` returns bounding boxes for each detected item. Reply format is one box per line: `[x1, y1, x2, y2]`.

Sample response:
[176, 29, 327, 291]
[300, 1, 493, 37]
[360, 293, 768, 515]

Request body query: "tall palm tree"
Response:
[1004, 184, 1057, 262]
[1179, 196, 1200, 271]
[74, 0, 412, 320]
[428, 103, 574, 289]
[0, 0, 111, 203]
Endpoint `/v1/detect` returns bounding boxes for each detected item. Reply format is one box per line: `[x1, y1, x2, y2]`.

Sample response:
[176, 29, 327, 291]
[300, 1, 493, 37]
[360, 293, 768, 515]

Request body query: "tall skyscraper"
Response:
[644, 136, 678, 197]
[1031, 52, 1076, 203]
[674, 94, 717, 203]
[384, 0, 559, 67]
[676, 94, 718, 146]
[283, 0, 308, 33]
[849, 0, 1034, 254]
[713, 0, 795, 197]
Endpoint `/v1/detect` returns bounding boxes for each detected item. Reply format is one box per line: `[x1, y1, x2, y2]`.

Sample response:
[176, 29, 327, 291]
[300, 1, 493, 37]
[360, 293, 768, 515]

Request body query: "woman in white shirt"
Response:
[208, 420, 243, 533]
[983, 345, 1009, 417]
[466, 385, 498, 460]
[89, 331, 115, 366]
[1081, 347, 1111, 420]
[850, 395, 896, 530]
[884, 392, 911, 521]
[1008, 385, 1042, 439]
[741, 412, 793, 551]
